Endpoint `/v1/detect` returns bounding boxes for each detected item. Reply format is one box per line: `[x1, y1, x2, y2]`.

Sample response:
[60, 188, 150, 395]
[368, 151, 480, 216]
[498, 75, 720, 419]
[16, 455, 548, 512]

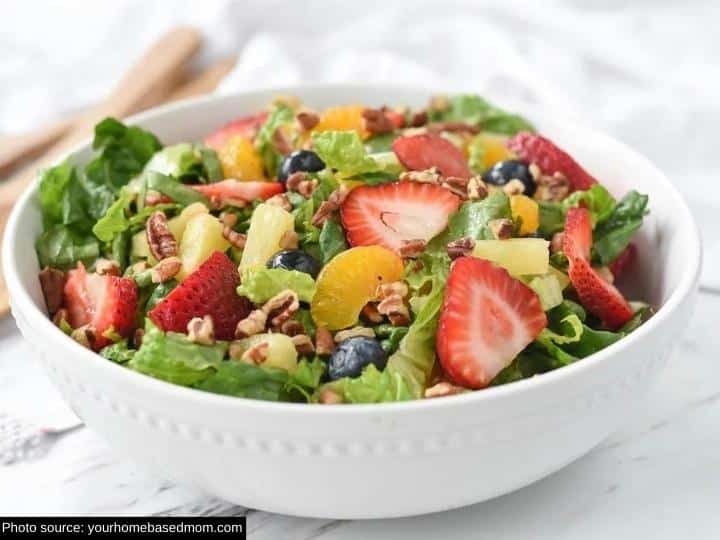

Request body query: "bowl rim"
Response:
[2, 83, 703, 416]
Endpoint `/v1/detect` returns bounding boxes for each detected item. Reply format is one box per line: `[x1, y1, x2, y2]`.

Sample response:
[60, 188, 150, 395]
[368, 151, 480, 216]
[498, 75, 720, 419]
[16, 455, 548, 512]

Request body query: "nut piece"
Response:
[532, 165, 571, 202]
[238, 341, 269, 365]
[223, 227, 247, 250]
[279, 319, 305, 336]
[424, 381, 466, 399]
[95, 259, 121, 276]
[235, 309, 268, 339]
[398, 167, 441, 184]
[146, 211, 178, 260]
[447, 237, 475, 260]
[398, 239, 426, 259]
[70, 325, 95, 349]
[467, 176, 489, 200]
[315, 326, 335, 355]
[262, 290, 300, 328]
[361, 303, 383, 324]
[187, 315, 215, 345]
[150, 256, 181, 283]
[311, 185, 349, 227]
[427, 121, 480, 135]
[291, 334, 315, 356]
[489, 218, 514, 240]
[377, 295, 411, 326]
[271, 127, 293, 155]
[502, 178, 526, 196]
[362, 108, 394, 135]
[377, 281, 409, 300]
[266, 193, 292, 212]
[334, 326, 376, 343]
[279, 230, 299, 250]
[286, 171, 318, 198]
[410, 109, 428, 127]
[220, 212, 238, 228]
[550, 232, 565, 254]
[38, 266, 65, 315]
[296, 110, 320, 131]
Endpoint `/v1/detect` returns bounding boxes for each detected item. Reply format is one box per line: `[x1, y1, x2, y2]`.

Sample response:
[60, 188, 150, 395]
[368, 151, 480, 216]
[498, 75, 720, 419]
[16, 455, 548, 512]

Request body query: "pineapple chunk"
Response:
[472, 238, 549, 276]
[232, 333, 298, 374]
[177, 213, 230, 280]
[548, 266, 571, 290]
[131, 202, 208, 259]
[239, 203, 295, 271]
[510, 195, 540, 235]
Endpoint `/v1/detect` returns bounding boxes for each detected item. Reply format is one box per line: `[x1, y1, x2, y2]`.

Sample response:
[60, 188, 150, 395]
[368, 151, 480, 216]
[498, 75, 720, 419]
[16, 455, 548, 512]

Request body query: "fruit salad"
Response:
[34, 95, 651, 404]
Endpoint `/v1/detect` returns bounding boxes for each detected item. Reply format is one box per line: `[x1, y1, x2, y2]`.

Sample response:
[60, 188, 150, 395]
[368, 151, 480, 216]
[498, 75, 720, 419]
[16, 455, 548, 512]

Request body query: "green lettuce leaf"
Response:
[237, 267, 316, 303]
[432, 191, 511, 247]
[537, 201, 566, 237]
[429, 94, 535, 134]
[312, 131, 383, 177]
[318, 217, 348, 264]
[194, 361, 291, 401]
[375, 324, 409, 354]
[255, 104, 295, 177]
[35, 226, 100, 269]
[286, 357, 327, 400]
[143, 143, 223, 182]
[593, 191, 649, 264]
[144, 280, 178, 313]
[563, 184, 616, 226]
[92, 188, 134, 242]
[143, 171, 210, 207]
[99, 341, 136, 364]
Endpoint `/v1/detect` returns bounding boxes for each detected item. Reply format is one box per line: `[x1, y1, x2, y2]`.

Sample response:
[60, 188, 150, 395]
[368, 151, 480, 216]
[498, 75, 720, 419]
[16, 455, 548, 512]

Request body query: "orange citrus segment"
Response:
[311, 246, 404, 330]
[313, 105, 369, 139]
[469, 133, 516, 170]
[510, 194, 540, 235]
[217, 135, 266, 180]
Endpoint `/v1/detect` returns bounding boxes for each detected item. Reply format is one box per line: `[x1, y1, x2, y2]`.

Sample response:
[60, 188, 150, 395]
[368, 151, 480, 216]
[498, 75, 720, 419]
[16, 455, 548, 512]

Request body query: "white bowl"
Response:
[2, 85, 701, 519]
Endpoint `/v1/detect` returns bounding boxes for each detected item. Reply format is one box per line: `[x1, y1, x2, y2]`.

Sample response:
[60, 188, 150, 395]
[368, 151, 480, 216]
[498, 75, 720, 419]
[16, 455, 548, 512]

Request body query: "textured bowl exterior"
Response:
[3, 86, 701, 519]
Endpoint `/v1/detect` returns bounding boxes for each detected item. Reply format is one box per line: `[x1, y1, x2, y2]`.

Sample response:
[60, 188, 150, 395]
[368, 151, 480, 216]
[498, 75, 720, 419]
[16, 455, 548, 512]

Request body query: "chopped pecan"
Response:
[447, 237, 475, 260]
[272, 127, 293, 155]
[550, 232, 565, 254]
[424, 381, 467, 399]
[489, 218, 514, 240]
[319, 388, 343, 404]
[220, 212, 238, 228]
[95, 259, 120, 276]
[296, 110, 320, 131]
[532, 165, 571, 202]
[362, 108, 394, 135]
[223, 228, 247, 250]
[52, 308, 68, 328]
[427, 122, 479, 135]
[311, 185, 349, 227]
[70, 325, 95, 349]
[187, 315, 215, 345]
[334, 326, 376, 343]
[361, 303, 383, 324]
[297, 179, 318, 198]
[377, 295, 410, 326]
[410, 109, 428, 127]
[39, 266, 65, 315]
[262, 289, 300, 328]
[502, 179, 526, 196]
[398, 167, 441, 184]
[235, 309, 268, 339]
[210, 195, 247, 209]
[145, 190, 172, 206]
[467, 176, 489, 200]
[237, 341, 269, 365]
[266, 193, 292, 212]
[286, 171, 307, 191]
[133, 328, 145, 349]
[150, 256, 182, 283]
[377, 281, 409, 299]
[315, 326, 335, 355]
[279, 230, 299, 250]
[398, 239, 426, 259]
[279, 319, 305, 336]
[146, 211, 177, 260]
[291, 334, 315, 356]
[441, 175, 469, 198]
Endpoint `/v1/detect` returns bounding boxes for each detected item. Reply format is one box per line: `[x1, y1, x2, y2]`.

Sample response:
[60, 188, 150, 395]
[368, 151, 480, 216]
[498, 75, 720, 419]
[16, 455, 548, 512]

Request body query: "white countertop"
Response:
[1, 291, 718, 537]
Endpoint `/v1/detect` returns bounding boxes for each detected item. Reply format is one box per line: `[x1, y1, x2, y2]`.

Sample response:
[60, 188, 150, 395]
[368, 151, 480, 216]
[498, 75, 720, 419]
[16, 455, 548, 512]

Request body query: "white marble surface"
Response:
[2, 0, 719, 534]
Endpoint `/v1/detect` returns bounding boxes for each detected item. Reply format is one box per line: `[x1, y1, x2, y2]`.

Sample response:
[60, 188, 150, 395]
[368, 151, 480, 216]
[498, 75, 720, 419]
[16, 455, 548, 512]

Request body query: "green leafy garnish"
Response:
[318, 217, 348, 264]
[312, 130, 380, 177]
[36, 226, 99, 269]
[143, 171, 210, 207]
[255, 104, 295, 177]
[237, 267, 316, 303]
[593, 191, 649, 264]
[429, 94, 535, 134]
[100, 341, 136, 364]
[143, 143, 223, 182]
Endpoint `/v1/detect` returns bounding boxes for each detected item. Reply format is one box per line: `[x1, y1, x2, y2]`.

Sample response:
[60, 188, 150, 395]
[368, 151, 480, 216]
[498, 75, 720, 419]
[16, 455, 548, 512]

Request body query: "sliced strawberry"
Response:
[340, 182, 460, 253]
[609, 243, 637, 280]
[437, 257, 547, 389]
[383, 109, 405, 129]
[149, 251, 252, 341]
[392, 134, 472, 178]
[507, 132, 597, 191]
[204, 112, 268, 150]
[564, 208, 633, 329]
[63, 263, 138, 351]
[191, 179, 284, 205]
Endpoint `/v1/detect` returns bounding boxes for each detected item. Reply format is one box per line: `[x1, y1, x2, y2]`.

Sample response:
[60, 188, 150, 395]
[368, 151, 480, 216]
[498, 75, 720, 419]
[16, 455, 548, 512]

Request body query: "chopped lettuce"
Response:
[318, 217, 348, 264]
[537, 201, 566, 237]
[312, 131, 397, 178]
[375, 324, 409, 354]
[237, 267, 316, 303]
[255, 104, 295, 177]
[593, 191, 649, 264]
[431, 191, 511, 248]
[143, 171, 210, 207]
[35, 226, 99, 269]
[92, 188, 134, 242]
[562, 184, 616, 226]
[527, 273, 564, 311]
[429, 94, 535, 134]
[143, 143, 223, 182]
[100, 341, 136, 364]
[144, 280, 178, 313]
[128, 323, 227, 386]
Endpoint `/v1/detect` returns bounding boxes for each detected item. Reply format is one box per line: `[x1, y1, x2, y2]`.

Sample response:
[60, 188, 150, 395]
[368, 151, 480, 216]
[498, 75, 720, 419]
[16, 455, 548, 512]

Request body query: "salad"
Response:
[34, 94, 650, 404]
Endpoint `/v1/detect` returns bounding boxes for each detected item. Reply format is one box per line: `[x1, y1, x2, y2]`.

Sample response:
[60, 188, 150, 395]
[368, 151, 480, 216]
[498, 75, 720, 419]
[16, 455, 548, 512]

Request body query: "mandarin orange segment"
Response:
[469, 133, 516, 170]
[311, 246, 404, 330]
[313, 105, 369, 139]
[217, 135, 266, 180]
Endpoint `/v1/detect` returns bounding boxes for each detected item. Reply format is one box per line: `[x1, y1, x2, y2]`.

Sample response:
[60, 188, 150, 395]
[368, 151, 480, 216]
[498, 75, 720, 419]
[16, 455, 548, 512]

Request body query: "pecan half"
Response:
[361, 303, 383, 324]
[223, 226, 247, 250]
[95, 259, 120, 276]
[467, 176, 489, 200]
[262, 290, 300, 328]
[447, 237, 475, 260]
[489, 218, 514, 240]
[311, 185, 349, 227]
[266, 193, 292, 212]
[235, 309, 268, 339]
[238, 341, 269, 365]
[315, 326, 335, 355]
[38, 266, 65, 315]
[334, 326, 376, 343]
[150, 256, 182, 283]
[362, 108, 394, 135]
[279, 319, 305, 336]
[441, 175, 469, 198]
[296, 111, 320, 131]
[146, 211, 177, 260]
[398, 239, 426, 259]
[502, 179, 526, 196]
[377, 295, 410, 326]
[187, 315, 215, 345]
[424, 381, 467, 399]
[291, 334, 315, 356]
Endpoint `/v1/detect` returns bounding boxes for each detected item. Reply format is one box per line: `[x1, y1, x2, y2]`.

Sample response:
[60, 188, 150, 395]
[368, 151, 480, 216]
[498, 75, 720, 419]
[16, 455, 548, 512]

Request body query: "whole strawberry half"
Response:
[204, 112, 268, 150]
[563, 208, 633, 329]
[436, 257, 547, 389]
[63, 263, 138, 351]
[392, 134, 472, 179]
[609, 242, 637, 280]
[340, 182, 461, 253]
[507, 132, 597, 191]
[191, 179, 284, 204]
[148, 251, 252, 340]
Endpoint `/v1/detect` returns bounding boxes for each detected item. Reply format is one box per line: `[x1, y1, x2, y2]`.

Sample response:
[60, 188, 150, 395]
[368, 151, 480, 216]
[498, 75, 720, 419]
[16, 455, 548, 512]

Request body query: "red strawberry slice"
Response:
[609, 243, 637, 280]
[437, 257, 547, 389]
[340, 182, 461, 253]
[204, 112, 268, 149]
[63, 263, 138, 351]
[564, 208, 633, 329]
[383, 109, 405, 129]
[149, 251, 252, 341]
[507, 132, 597, 191]
[191, 179, 284, 205]
[392, 134, 472, 178]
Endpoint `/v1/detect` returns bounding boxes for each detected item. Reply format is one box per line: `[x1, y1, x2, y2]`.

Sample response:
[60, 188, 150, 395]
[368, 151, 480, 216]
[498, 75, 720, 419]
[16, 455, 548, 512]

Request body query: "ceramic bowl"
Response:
[2, 85, 701, 519]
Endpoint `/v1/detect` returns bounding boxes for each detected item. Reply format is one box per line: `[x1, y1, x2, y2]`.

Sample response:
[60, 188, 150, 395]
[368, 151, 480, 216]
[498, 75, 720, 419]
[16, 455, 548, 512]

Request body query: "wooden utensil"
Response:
[0, 26, 204, 318]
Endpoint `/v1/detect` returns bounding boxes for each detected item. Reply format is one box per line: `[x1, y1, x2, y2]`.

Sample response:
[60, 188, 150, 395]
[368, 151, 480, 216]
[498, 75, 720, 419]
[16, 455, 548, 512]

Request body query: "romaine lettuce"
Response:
[237, 267, 316, 303]
[255, 104, 295, 177]
[429, 94, 535, 134]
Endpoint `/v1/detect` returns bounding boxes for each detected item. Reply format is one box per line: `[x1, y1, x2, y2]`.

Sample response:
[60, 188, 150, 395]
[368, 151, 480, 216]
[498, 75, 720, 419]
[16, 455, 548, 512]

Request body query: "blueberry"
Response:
[327, 337, 388, 381]
[482, 159, 536, 196]
[267, 249, 322, 278]
[278, 150, 325, 183]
